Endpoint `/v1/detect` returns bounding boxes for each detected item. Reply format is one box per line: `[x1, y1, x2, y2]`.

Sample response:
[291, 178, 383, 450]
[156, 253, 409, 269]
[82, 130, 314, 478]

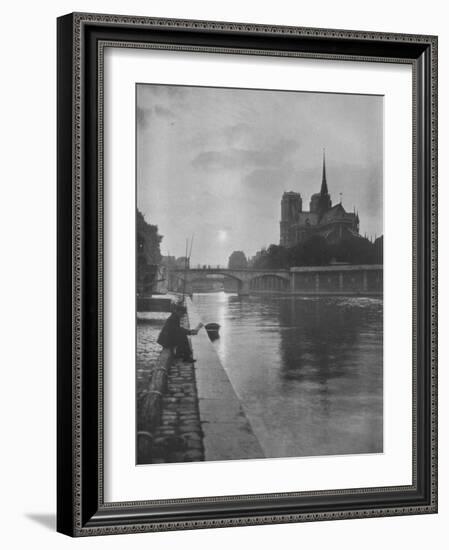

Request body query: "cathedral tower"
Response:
[280, 191, 302, 247]
[279, 150, 360, 248]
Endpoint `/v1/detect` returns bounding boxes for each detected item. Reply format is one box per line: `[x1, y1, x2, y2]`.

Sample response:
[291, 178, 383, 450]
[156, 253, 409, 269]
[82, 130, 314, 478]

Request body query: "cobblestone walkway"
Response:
[137, 313, 205, 464]
[136, 313, 168, 389]
[149, 359, 204, 463]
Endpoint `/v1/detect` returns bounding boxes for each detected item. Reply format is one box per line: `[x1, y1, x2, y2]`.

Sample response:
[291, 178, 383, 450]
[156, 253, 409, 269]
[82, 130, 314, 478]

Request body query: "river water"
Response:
[193, 292, 383, 458]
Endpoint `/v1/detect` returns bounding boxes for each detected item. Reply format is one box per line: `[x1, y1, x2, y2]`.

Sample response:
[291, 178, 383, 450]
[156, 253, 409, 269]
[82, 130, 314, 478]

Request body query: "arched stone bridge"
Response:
[169, 268, 291, 296]
[168, 265, 383, 296]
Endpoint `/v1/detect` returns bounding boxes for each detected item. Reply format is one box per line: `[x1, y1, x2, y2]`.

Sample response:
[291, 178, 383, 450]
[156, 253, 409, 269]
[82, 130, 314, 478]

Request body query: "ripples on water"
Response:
[193, 292, 383, 459]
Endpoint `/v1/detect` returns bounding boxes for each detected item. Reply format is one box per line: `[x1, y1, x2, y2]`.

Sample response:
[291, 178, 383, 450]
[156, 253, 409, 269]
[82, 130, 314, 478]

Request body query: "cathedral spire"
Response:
[321, 148, 328, 196]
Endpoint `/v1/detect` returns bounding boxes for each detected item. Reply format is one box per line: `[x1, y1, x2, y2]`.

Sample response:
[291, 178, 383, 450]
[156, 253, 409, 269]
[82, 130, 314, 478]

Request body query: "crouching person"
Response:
[157, 303, 200, 363]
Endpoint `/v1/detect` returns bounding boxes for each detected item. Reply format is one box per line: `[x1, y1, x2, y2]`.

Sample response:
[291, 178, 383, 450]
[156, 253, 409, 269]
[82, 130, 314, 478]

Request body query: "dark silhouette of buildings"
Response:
[228, 250, 248, 269]
[280, 151, 360, 247]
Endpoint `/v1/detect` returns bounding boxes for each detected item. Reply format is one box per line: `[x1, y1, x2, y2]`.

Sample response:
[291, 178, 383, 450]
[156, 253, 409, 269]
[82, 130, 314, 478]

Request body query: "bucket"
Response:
[205, 322, 220, 341]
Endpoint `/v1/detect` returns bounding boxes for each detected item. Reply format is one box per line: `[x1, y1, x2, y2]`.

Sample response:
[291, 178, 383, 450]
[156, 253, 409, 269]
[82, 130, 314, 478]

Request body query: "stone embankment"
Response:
[185, 297, 264, 461]
[137, 297, 264, 464]
[149, 358, 204, 463]
[137, 308, 205, 464]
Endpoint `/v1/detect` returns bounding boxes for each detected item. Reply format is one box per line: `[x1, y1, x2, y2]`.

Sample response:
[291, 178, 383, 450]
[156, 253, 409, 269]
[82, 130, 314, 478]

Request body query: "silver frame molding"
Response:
[57, 12, 438, 537]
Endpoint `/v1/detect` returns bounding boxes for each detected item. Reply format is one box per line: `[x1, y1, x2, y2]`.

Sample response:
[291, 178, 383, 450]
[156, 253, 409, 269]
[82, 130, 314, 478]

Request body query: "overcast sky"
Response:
[137, 84, 383, 266]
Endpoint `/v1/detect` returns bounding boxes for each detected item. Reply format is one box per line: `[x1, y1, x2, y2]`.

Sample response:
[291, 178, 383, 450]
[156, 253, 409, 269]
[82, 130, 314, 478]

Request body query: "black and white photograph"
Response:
[136, 83, 384, 465]
[1, 0, 442, 544]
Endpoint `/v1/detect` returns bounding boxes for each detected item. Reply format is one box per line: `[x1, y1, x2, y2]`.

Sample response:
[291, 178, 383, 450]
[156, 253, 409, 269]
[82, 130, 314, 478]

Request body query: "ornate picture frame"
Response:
[57, 12, 437, 536]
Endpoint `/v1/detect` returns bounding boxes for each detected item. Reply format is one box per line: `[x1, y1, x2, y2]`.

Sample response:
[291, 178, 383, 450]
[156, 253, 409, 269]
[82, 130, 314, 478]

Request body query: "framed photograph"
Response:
[57, 12, 438, 536]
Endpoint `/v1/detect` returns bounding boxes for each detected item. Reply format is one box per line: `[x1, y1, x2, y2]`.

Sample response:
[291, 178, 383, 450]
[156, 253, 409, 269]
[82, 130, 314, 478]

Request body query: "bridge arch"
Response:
[249, 273, 289, 292]
[171, 270, 248, 295]
[169, 268, 291, 296]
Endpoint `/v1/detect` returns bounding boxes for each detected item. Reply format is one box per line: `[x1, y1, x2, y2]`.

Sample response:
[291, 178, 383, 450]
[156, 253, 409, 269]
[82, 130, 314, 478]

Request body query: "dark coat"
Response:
[157, 313, 190, 350]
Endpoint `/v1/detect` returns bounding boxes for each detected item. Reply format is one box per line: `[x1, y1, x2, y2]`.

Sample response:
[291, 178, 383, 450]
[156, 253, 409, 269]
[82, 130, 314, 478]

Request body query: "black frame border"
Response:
[57, 12, 437, 537]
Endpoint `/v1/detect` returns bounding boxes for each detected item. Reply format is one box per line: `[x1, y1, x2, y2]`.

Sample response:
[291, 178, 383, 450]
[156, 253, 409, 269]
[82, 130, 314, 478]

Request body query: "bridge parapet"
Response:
[171, 268, 290, 281]
[168, 265, 383, 296]
[170, 268, 290, 295]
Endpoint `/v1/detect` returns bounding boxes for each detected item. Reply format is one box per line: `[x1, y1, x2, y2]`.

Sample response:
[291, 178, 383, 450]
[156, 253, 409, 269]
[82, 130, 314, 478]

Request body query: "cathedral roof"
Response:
[320, 203, 356, 224]
[297, 211, 319, 226]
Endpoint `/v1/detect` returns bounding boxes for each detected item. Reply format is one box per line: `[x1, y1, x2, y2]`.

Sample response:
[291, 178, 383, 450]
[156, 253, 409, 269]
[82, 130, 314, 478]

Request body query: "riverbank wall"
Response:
[185, 297, 264, 461]
[251, 264, 382, 295]
[137, 296, 172, 312]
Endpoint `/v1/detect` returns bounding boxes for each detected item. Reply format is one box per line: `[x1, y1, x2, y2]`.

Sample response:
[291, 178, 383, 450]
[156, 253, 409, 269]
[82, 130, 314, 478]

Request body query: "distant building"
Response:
[161, 255, 192, 295]
[228, 250, 248, 269]
[161, 255, 176, 266]
[161, 255, 190, 269]
[247, 250, 265, 268]
[176, 256, 190, 269]
[280, 152, 360, 247]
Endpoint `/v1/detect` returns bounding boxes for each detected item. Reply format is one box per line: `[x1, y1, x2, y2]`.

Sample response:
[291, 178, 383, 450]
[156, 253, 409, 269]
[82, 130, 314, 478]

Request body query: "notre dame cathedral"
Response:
[280, 152, 360, 248]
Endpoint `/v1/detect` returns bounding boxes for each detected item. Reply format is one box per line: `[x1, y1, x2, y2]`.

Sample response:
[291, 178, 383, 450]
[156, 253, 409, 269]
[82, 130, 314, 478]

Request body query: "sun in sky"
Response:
[218, 229, 228, 243]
